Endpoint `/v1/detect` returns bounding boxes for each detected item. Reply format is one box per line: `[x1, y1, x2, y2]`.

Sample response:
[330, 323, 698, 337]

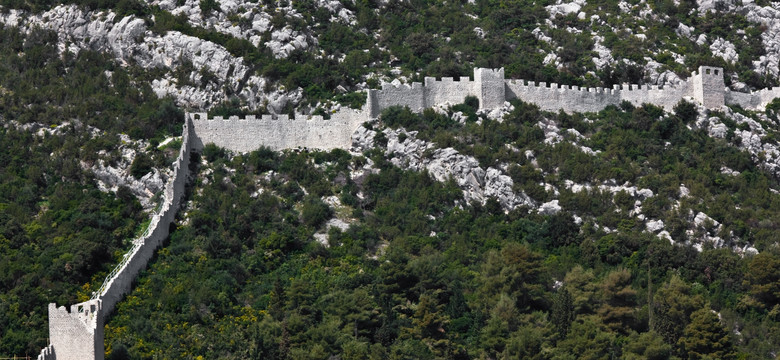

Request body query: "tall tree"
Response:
[597, 268, 637, 334]
[677, 308, 736, 360]
[652, 275, 704, 345]
[477, 243, 546, 313]
[744, 252, 780, 308]
[551, 288, 576, 340]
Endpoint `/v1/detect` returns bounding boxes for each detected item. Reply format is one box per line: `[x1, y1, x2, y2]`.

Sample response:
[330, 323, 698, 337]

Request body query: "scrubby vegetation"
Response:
[0, 24, 180, 356]
[101, 128, 780, 358]
[2, 0, 780, 359]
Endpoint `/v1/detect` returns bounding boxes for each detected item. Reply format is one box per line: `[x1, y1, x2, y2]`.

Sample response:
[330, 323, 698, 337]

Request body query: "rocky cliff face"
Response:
[698, 0, 780, 78]
[0, 5, 285, 111]
[352, 125, 535, 211]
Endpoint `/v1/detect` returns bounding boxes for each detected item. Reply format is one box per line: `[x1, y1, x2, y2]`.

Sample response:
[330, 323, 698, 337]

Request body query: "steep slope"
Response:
[1, 0, 780, 359]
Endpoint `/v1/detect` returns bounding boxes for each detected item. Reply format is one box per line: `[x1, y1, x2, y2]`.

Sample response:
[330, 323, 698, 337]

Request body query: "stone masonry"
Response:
[38, 117, 194, 360]
[39, 65, 780, 360]
[189, 65, 780, 154]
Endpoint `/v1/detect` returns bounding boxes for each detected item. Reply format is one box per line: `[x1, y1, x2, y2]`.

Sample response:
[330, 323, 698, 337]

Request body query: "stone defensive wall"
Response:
[504, 79, 693, 113]
[190, 66, 779, 154]
[188, 108, 366, 152]
[726, 86, 780, 110]
[365, 68, 506, 117]
[37, 65, 780, 360]
[367, 66, 778, 116]
[38, 118, 194, 360]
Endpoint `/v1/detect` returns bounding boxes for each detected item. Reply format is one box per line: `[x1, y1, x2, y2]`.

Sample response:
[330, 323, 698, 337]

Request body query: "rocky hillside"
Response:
[2, 0, 780, 359]
[1, 0, 778, 113]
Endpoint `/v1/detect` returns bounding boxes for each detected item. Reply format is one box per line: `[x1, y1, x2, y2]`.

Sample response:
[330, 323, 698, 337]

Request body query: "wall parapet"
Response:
[190, 65, 780, 154]
[189, 106, 366, 153]
[37, 345, 55, 360]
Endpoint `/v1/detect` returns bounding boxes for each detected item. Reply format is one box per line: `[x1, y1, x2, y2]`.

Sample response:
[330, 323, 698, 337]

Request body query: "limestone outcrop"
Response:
[0, 5, 268, 110]
[351, 126, 534, 211]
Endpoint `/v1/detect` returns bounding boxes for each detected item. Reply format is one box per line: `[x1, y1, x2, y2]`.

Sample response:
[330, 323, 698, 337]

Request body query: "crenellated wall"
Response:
[424, 76, 475, 109]
[189, 66, 780, 155]
[39, 64, 780, 359]
[47, 300, 103, 360]
[189, 108, 366, 153]
[37, 345, 55, 360]
[97, 117, 193, 316]
[507, 80, 618, 112]
[505, 78, 695, 113]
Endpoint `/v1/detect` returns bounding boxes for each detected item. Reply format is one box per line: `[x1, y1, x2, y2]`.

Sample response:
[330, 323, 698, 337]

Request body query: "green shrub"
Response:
[202, 143, 226, 162]
[130, 152, 154, 179]
[199, 0, 220, 14]
[301, 195, 332, 228]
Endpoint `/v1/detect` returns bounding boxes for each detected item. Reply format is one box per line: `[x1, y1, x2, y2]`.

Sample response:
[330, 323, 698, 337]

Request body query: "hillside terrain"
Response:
[2, 0, 780, 359]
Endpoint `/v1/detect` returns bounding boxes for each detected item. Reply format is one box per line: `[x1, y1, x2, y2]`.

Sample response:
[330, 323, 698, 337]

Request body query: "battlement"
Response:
[189, 113, 354, 123]
[189, 106, 366, 152]
[189, 65, 780, 153]
[381, 81, 424, 90]
[37, 345, 54, 360]
[424, 76, 473, 84]
[692, 66, 723, 77]
[48, 299, 104, 360]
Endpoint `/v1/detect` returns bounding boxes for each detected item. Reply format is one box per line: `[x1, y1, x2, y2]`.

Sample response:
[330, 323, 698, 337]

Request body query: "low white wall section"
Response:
[367, 82, 425, 117]
[725, 90, 760, 109]
[190, 109, 365, 153]
[424, 77, 475, 108]
[755, 87, 780, 110]
[506, 80, 697, 113]
[506, 80, 622, 113]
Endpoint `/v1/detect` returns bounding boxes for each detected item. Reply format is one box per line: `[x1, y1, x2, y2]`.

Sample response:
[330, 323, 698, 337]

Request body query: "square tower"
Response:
[49, 300, 104, 360]
[692, 66, 725, 109]
[474, 68, 506, 110]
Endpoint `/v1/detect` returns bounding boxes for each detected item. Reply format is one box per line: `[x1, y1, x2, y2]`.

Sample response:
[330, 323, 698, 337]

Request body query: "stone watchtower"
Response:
[692, 66, 725, 109]
[474, 68, 506, 110]
[48, 299, 104, 360]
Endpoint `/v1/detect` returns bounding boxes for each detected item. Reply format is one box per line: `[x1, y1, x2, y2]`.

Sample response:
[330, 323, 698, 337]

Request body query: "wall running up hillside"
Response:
[38, 118, 194, 360]
[38, 65, 780, 360]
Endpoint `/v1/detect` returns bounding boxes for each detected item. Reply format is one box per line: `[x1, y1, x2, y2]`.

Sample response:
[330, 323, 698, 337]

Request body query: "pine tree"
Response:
[551, 288, 575, 340]
[597, 268, 637, 334]
[677, 308, 736, 360]
[652, 275, 704, 345]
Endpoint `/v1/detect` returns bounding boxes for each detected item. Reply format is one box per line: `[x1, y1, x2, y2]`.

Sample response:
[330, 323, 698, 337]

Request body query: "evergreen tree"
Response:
[677, 308, 736, 360]
[551, 288, 576, 340]
[652, 275, 705, 345]
[745, 252, 780, 308]
[597, 268, 637, 334]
